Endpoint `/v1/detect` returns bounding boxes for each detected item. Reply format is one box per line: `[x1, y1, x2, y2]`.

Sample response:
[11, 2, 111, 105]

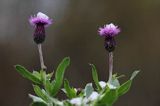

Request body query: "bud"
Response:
[104, 36, 116, 52]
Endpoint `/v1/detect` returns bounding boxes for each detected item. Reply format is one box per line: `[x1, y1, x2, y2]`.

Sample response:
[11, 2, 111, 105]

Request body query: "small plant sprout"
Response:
[29, 12, 52, 70]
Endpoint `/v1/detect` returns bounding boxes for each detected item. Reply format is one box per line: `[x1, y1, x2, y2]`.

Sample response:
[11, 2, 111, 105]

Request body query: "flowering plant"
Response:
[15, 12, 139, 106]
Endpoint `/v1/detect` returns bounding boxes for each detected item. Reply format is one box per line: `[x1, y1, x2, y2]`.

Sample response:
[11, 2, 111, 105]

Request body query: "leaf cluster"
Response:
[15, 57, 140, 106]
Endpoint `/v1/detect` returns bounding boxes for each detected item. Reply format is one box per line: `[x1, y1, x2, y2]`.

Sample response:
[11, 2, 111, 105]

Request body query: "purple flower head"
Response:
[29, 12, 52, 44]
[98, 23, 120, 37]
[98, 23, 120, 52]
[29, 12, 52, 27]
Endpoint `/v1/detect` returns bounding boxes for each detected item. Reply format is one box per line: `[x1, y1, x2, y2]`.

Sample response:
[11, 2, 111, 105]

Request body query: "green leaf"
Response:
[15, 65, 41, 84]
[32, 89, 64, 106]
[33, 85, 48, 101]
[64, 79, 77, 99]
[118, 80, 132, 96]
[98, 89, 118, 105]
[46, 72, 54, 80]
[118, 70, 140, 96]
[90, 64, 102, 91]
[45, 80, 52, 94]
[51, 57, 70, 96]
[63, 101, 72, 106]
[31, 102, 47, 106]
[29, 94, 47, 106]
[130, 70, 140, 80]
[108, 75, 120, 89]
[38, 70, 53, 95]
[40, 70, 47, 83]
[32, 71, 41, 80]
[85, 83, 94, 98]
[47, 96, 64, 106]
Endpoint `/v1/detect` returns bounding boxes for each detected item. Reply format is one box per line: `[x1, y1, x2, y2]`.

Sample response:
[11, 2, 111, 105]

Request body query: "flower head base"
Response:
[98, 23, 120, 52]
[98, 23, 120, 37]
[29, 12, 52, 44]
[104, 37, 116, 52]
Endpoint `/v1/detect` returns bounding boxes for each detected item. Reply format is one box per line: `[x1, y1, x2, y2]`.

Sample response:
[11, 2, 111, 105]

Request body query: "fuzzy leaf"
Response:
[110, 74, 121, 88]
[29, 94, 47, 106]
[90, 64, 102, 91]
[64, 79, 77, 99]
[98, 89, 118, 105]
[118, 80, 132, 96]
[33, 85, 48, 101]
[32, 71, 41, 80]
[130, 70, 140, 80]
[47, 95, 64, 106]
[85, 83, 94, 98]
[40, 70, 47, 84]
[118, 70, 140, 96]
[46, 72, 54, 80]
[51, 57, 70, 96]
[31, 102, 47, 106]
[45, 80, 52, 94]
[15, 65, 41, 84]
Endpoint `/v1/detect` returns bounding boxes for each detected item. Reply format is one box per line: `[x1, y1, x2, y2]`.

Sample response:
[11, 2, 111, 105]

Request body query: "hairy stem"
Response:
[37, 44, 46, 70]
[108, 52, 113, 83]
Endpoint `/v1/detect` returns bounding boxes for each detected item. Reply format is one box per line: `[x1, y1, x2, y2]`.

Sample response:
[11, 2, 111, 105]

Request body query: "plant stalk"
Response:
[37, 44, 46, 70]
[108, 52, 113, 83]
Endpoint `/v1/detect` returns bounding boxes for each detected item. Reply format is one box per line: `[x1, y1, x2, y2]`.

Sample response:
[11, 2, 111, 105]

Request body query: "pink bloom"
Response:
[29, 12, 52, 27]
[98, 23, 120, 37]
[29, 12, 52, 44]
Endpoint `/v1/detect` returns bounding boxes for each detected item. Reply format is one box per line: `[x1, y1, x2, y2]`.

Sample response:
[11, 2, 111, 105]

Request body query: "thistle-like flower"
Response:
[29, 12, 52, 44]
[98, 23, 120, 52]
[29, 12, 52, 70]
[98, 23, 120, 83]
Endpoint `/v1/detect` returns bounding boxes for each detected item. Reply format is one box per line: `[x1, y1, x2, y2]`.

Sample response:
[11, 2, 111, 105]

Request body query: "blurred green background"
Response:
[0, 0, 160, 106]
